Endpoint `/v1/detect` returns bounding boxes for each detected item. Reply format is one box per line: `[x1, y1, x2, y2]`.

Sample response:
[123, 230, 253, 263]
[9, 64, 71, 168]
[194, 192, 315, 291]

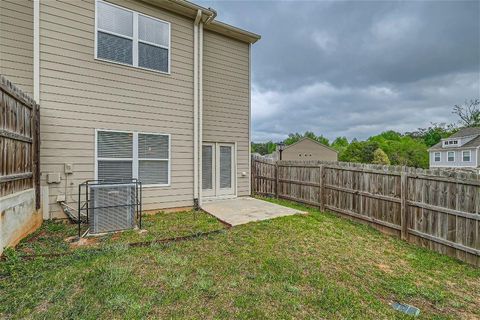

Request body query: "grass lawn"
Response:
[1, 198, 479, 319]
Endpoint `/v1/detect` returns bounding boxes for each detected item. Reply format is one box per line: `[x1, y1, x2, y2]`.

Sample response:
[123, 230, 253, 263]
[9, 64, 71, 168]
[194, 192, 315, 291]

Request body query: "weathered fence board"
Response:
[0, 75, 40, 208]
[251, 155, 480, 266]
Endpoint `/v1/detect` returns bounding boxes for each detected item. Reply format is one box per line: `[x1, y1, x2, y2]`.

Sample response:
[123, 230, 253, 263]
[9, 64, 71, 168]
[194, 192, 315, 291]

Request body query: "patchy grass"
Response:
[13, 210, 223, 256]
[1, 198, 479, 319]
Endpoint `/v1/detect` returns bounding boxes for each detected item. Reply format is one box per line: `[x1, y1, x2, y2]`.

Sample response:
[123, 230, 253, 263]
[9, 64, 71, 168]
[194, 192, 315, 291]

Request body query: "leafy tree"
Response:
[407, 123, 457, 147]
[283, 131, 329, 146]
[453, 98, 480, 127]
[339, 140, 379, 163]
[251, 141, 277, 155]
[331, 137, 349, 152]
[367, 131, 429, 168]
[372, 148, 390, 165]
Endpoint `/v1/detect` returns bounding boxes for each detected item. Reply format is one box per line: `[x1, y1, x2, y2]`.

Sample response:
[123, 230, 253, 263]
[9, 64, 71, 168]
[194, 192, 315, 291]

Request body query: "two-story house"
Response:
[0, 0, 260, 218]
[428, 127, 480, 171]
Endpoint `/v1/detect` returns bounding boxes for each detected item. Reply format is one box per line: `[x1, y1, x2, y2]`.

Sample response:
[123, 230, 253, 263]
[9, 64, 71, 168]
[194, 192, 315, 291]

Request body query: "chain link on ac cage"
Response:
[77, 179, 142, 237]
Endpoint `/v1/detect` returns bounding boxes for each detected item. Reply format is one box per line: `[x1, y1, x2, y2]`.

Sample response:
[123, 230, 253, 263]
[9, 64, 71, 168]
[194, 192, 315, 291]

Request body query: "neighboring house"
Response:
[428, 127, 480, 171]
[274, 138, 338, 161]
[0, 0, 260, 218]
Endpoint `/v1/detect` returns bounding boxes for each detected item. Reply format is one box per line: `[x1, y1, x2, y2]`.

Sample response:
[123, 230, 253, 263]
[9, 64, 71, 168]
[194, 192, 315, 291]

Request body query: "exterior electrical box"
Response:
[47, 173, 61, 184]
[64, 163, 73, 174]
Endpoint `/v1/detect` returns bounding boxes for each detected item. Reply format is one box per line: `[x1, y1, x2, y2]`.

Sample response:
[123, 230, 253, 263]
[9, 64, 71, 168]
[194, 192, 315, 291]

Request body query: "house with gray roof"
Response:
[428, 127, 480, 171]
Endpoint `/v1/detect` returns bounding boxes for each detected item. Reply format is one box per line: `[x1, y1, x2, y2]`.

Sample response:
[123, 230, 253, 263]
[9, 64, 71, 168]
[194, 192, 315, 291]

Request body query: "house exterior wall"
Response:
[202, 30, 250, 196]
[282, 139, 338, 161]
[0, 0, 34, 95]
[429, 148, 479, 168]
[39, 0, 196, 217]
[1, 0, 254, 219]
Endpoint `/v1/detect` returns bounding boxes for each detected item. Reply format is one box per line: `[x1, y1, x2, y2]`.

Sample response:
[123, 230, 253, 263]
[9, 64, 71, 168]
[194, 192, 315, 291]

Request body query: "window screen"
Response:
[97, 32, 133, 65]
[463, 151, 471, 162]
[96, 1, 170, 72]
[138, 43, 168, 72]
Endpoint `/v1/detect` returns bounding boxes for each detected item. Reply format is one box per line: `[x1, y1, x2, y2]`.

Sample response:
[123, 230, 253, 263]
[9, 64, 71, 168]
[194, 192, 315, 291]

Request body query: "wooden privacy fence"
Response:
[0, 75, 40, 208]
[252, 155, 480, 266]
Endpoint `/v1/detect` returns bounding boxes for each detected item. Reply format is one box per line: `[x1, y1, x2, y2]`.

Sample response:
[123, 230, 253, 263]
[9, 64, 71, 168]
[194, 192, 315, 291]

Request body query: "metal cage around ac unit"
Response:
[78, 179, 142, 236]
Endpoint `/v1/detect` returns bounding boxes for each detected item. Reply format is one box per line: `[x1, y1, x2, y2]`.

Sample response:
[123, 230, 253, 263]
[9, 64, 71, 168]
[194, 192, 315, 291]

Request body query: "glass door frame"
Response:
[201, 142, 236, 199]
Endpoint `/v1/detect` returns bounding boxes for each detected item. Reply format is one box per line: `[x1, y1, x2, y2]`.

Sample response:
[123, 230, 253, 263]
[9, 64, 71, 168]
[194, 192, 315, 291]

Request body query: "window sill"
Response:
[94, 57, 171, 76]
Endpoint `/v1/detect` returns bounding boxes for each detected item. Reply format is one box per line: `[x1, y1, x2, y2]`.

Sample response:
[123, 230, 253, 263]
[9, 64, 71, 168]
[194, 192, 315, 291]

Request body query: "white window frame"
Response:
[462, 150, 471, 162]
[434, 152, 441, 162]
[95, 129, 171, 187]
[94, 0, 171, 74]
[447, 151, 455, 162]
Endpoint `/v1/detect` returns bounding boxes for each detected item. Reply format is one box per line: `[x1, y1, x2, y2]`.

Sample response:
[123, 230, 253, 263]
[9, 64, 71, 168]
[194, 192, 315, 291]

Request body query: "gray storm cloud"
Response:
[198, 0, 480, 141]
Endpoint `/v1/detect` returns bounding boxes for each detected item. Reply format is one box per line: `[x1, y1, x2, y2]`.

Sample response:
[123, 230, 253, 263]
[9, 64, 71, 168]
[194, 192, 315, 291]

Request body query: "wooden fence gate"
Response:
[0, 75, 40, 207]
[252, 155, 480, 266]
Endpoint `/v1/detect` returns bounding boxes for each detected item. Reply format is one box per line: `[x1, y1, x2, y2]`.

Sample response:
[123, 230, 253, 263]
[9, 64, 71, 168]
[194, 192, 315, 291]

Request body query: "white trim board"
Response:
[33, 0, 40, 102]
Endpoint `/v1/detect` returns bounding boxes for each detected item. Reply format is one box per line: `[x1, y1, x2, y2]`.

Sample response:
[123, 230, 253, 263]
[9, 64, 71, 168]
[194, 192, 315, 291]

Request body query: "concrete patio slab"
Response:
[201, 197, 307, 226]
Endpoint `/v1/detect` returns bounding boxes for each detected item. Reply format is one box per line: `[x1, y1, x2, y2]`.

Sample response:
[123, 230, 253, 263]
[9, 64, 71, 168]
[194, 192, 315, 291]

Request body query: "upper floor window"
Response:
[434, 152, 441, 162]
[447, 151, 455, 162]
[96, 0, 170, 73]
[462, 150, 471, 162]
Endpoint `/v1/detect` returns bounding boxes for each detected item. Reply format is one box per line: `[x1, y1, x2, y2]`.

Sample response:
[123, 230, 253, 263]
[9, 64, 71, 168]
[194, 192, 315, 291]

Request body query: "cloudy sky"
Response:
[199, 0, 480, 142]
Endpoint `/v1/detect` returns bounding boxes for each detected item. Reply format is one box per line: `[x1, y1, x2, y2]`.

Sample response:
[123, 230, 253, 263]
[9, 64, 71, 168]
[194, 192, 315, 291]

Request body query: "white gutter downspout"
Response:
[193, 10, 201, 206]
[198, 21, 204, 206]
[34, 0, 49, 219]
[34, 0, 40, 102]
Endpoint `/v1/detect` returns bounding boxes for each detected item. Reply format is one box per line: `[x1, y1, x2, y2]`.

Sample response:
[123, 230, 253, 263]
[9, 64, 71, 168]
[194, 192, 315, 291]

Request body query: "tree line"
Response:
[252, 99, 479, 169]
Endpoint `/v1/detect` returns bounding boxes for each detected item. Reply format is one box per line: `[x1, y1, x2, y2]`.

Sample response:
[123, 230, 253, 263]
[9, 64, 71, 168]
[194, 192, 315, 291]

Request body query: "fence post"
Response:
[251, 157, 256, 196]
[400, 168, 408, 240]
[34, 104, 41, 209]
[319, 164, 325, 211]
[275, 162, 279, 198]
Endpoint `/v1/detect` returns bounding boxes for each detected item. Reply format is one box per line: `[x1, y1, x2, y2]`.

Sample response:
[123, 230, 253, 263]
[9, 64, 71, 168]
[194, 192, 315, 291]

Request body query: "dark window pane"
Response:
[138, 42, 168, 72]
[98, 31, 133, 65]
[98, 161, 132, 181]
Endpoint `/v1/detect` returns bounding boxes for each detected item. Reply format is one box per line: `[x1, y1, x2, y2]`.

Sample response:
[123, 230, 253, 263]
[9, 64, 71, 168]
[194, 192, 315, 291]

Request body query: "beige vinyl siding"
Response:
[39, 0, 195, 218]
[0, 0, 34, 95]
[202, 30, 250, 196]
[282, 139, 338, 161]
